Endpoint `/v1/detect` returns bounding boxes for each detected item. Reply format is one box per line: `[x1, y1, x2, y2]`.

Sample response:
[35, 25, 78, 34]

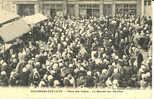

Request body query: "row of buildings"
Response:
[0, 0, 152, 17]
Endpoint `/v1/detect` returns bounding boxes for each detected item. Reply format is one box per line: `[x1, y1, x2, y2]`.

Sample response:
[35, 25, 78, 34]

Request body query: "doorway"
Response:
[50, 9, 56, 18]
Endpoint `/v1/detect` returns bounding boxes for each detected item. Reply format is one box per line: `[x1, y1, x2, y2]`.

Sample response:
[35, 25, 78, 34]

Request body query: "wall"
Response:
[144, 1, 152, 16]
[1, 0, 152, 17]
[0, 0, 16, 13]
[144, 5, 152, 16]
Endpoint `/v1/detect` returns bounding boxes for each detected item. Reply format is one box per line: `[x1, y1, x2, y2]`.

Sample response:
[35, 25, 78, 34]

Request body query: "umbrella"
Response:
[23, 13, 48, 25]
[0, 19, 30, 42]
[0, 9, 20, 25]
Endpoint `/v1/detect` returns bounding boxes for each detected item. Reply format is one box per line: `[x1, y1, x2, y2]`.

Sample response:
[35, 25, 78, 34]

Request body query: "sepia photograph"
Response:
[0, 0, 152, 98]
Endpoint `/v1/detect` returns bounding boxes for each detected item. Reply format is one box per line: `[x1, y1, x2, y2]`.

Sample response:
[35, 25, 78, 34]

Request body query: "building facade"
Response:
[1, 0, 152, 17]
[0, 0, 17, 13]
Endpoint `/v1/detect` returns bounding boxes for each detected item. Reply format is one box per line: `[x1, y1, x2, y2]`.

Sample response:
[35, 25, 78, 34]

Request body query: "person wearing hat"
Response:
[76, 75, 86, 88]
[18, 67, 30, 86]
[111, 67, 121, 82]
[15, 60, 26, 73]
[10, 58, 18, 69]
[52, 63, 61, 79]
[38, 64, 47, 79]
[0, 71, 8, 86]
[25, 64, 33, 72]
[9, 71, 17, 86]
[48, 75, 54, 87]
[53, 80, 61, 88]
[135, 49, 143, 70]
[1, 62, 8, 72]
[63, 73, 75, 88]
[41, 74, 48, 87]
[146, 16, 152, 30]
[98, 69, 108, 88]
[140, 79, 147, 89]
[39, 80, 46, 87]
[34, 62, 41, 69]
[35, 55, 40, 62]
[67, 74, 75, 87]
[105, 77, 112, 88]
[112, 79, 119, 89]
[29, 68, 40, 87]
[85, 71, 95, 88]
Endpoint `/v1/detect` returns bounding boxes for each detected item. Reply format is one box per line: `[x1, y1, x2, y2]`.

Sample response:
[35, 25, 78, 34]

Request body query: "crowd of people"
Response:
[0, 14, 152, 89]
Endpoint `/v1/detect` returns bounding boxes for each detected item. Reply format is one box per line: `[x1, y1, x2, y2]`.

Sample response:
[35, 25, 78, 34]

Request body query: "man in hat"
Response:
[48, 75, 54, 87]
[53, 80, 61, 88]
[63, 73, 75, 87]
[76, 76, 86, 88]
[112, 79, 119, 89]
[111, 67, 121, 81]
[136, 49, 143, 69]
[98, 69, 108, 87]
[0, 71, 8, 86]
[39, 80, 46, 87]
[85, 71, 95, 88]
[105, 77, 112, 88]
[29, 68, 40, 87]
[9, 70, 19, 86]
[1, 62, 8, 72]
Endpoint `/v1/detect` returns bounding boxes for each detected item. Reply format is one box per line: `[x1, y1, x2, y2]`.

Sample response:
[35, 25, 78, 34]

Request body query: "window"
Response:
[104, 4, 112, 16]
[144, 0, 152, 5]
[116, 4, 136, 15]
[148, 0, 151, 5]
[68, 4, 75, 16]
[17, 4, 34, 16]
[79, 4, 100, 18]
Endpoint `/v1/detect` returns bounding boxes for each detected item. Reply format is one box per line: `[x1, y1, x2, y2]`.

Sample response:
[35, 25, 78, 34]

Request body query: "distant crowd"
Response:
[0, 15, 152, 89]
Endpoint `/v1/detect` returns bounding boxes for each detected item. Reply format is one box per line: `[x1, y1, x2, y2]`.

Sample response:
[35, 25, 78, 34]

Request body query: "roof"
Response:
[23, 13, 48, 25]
[0, 19, 30, 42]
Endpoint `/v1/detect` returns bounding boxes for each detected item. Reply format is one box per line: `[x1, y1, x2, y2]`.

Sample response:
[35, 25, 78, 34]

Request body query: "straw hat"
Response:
[39, 81, 46, 87]
[46, 60, 50, 66]
[54, 80, 60, 86]
[102, 69, 108, 74]
[113, 68, 119, 73]
[43, 74, 48, 80]
[87, 71, 92, 76]
[0, 60, 4, 64]
[35, 62, 40, 66]
[112, 79, 119, 88]
[112, 62, 116, 66]
[35, 55, 39, 58]
[2, 62, 7, 67]
[53, 64, 58, 70]
[22, 67, 27, 73]
[44, 52, 48, 56]
[12, 55, 16, 58]
[1, 71, 6, 75]
[145, 72, 151, 78]
[80, 67, 84, 71]
[50, 70, 56, 75]
[12, 59, 17, 63]
[48, 75, 54, 81]
[25, 63, 31, 69]
[74, 68, 79, 73]
[69, 64, 73, 68]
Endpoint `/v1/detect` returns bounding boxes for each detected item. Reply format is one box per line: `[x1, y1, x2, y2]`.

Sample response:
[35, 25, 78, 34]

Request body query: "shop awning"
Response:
[0, 9, 20, 25]
[23, 13, 48, 25]
[0, 19, 30, 42]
